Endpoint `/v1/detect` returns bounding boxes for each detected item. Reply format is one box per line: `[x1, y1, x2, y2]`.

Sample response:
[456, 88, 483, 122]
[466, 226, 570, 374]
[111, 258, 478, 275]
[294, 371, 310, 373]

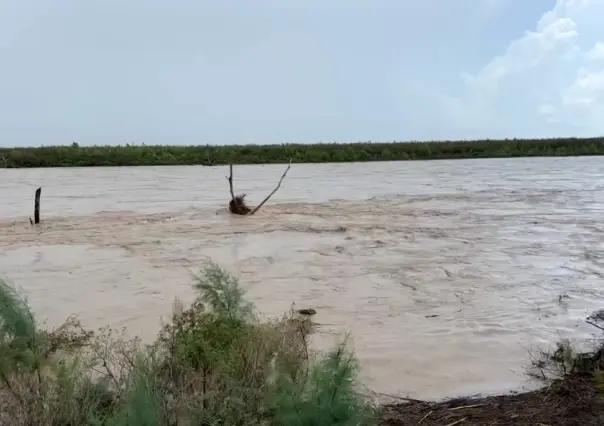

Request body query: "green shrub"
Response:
[0, 263, 375, 425]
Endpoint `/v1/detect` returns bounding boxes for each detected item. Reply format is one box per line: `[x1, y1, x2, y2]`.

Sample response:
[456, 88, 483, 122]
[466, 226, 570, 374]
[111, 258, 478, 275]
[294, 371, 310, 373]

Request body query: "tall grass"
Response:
[0, 262, 375, 425]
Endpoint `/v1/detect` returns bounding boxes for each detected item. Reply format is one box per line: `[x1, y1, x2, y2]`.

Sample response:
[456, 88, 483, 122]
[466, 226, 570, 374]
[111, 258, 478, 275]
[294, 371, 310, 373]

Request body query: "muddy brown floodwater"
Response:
[1, 157, 604, 402]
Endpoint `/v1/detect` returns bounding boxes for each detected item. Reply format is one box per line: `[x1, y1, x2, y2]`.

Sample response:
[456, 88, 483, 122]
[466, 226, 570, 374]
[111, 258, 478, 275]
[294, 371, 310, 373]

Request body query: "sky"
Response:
[1, 0, 603, 147]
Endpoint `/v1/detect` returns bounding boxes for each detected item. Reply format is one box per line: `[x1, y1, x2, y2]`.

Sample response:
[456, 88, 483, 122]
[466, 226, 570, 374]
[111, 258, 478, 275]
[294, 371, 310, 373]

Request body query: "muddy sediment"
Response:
[379, 377, 604, 425]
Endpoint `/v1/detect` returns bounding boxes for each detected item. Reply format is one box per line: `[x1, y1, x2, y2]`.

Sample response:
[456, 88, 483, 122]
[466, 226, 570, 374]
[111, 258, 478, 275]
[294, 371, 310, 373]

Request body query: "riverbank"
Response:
[0, 263, 604, 426]
[380, 377, 604, 425]
[1, 262, 604, 425]
[379, 333, 604, 425]
[1, 137, 603, 168]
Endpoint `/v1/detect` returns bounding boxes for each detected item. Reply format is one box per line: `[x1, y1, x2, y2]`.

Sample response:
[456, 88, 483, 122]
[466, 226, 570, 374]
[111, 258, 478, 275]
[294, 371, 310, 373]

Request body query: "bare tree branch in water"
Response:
[226, 161, 292, 215]
[249, 161, 292, 215]
[226, 164, 251, 215]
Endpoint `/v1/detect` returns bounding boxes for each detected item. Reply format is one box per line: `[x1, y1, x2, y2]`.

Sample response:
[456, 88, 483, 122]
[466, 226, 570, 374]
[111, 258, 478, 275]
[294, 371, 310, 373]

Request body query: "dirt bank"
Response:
[379, 377, 604, 425]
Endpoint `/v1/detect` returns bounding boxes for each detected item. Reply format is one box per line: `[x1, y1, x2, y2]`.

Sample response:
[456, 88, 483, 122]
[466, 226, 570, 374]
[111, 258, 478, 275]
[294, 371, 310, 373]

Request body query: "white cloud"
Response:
[588, 41, 604, 59]
[451, 0, 604, 138]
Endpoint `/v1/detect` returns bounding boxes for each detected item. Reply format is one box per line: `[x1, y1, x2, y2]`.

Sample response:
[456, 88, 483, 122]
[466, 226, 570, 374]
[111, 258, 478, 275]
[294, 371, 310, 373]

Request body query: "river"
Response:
[1, 156, 604, 401]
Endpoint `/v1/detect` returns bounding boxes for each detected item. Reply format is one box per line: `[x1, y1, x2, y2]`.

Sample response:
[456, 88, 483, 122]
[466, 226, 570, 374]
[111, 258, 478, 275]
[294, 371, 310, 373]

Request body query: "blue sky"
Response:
[1, 0, 602, 147]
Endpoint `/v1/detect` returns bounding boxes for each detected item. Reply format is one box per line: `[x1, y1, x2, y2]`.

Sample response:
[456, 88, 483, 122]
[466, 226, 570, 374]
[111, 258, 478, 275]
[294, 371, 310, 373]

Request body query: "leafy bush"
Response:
[0, 262, 375, 425]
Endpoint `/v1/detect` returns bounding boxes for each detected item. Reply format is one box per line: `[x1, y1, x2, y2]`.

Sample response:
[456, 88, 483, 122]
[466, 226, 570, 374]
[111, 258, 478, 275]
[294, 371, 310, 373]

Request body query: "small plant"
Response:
[270, 342, 374, 426]
[529, 324, 604, 395]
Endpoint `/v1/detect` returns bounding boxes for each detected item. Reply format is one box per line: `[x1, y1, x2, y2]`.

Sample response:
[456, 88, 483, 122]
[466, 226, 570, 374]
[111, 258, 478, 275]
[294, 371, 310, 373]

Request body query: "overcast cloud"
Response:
[0, 0, 601, 146]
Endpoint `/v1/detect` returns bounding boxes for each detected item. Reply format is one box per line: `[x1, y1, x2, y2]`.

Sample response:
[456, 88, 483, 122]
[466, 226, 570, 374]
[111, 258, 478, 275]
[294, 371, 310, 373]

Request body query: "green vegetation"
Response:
[0, 263, 375, 426]
[1, 137, 603, 168]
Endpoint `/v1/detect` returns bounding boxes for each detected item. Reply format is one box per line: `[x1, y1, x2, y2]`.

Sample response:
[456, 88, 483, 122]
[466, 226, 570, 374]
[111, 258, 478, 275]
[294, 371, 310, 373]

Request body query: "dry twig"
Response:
[449, 403, 485, 411]
[250, 160, 291, 215]
[417, 410, 432, 424]
[444, 418, 467, 426]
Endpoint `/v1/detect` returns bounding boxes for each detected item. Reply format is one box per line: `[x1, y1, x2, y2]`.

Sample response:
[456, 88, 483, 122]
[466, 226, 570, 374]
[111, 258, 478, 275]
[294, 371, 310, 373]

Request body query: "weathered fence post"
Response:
[29, 187, 41, 225]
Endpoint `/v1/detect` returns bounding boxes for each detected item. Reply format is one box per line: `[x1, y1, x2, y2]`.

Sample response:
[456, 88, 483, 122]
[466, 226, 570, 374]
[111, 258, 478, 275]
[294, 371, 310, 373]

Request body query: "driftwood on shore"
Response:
[226, 161, 291, 215]
[29, 187, 41, 225]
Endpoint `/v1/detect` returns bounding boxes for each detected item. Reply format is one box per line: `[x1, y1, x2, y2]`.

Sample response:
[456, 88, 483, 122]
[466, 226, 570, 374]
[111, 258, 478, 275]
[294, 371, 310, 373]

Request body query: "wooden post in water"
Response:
[31, 187, 41, 225]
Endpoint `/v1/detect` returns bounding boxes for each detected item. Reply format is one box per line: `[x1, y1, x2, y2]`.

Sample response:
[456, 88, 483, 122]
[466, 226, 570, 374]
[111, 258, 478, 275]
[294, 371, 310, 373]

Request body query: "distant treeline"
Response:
[1, 137, 603, 168]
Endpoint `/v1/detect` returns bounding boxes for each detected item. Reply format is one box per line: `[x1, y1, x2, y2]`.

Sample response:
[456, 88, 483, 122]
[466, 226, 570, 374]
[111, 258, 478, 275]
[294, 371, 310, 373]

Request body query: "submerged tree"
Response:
[226, 161, 291, 215]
